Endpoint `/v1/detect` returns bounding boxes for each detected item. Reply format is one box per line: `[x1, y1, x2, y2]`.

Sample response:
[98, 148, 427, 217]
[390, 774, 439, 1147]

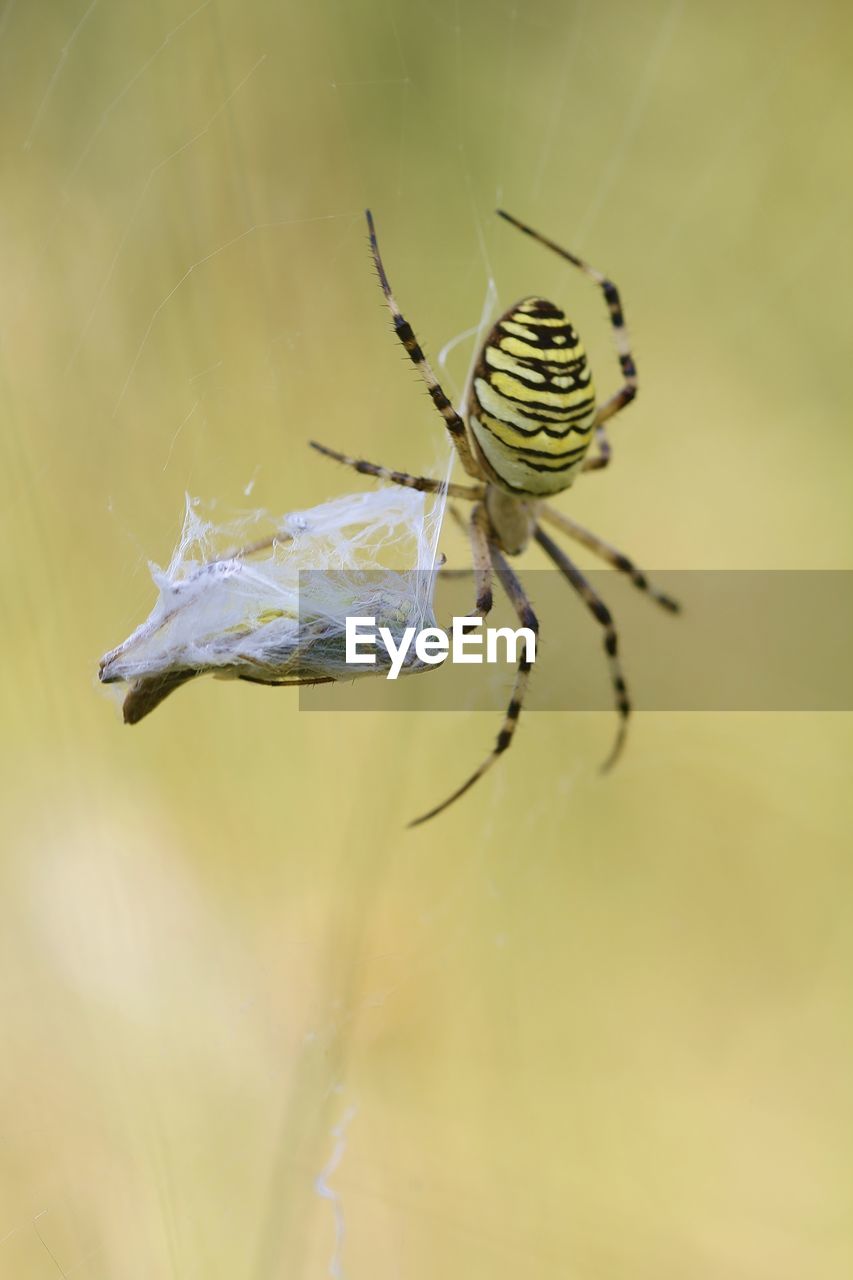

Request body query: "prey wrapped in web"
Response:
[99, 487, 443, 724]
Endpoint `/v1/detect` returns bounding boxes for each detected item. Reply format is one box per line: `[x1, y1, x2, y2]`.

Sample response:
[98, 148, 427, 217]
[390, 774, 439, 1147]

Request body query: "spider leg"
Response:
[468, 504, 494, 618]
[496, 210, 638, 469]
[310, 440, 484, 501]
[534, 523, 630, 772]
[445, 501, 468, 534]
[409, 543, 538, 827]
[539, 504, 680, 613]
[580, 425, 612, 473]
[366, 210, 483, 480]
[443, 502, 493, 618]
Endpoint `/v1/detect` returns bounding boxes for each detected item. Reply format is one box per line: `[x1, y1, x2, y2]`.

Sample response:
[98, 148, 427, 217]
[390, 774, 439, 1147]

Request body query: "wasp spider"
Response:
[312, 210, 679, 825]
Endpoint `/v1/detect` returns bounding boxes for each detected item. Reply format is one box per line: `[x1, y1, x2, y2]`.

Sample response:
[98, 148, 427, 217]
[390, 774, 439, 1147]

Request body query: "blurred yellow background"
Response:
[2, 1, 852, 1276]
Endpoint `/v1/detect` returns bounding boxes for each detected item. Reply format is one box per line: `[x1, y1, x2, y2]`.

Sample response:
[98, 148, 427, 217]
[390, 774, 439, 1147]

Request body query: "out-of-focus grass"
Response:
[1, 1, 852, 1277]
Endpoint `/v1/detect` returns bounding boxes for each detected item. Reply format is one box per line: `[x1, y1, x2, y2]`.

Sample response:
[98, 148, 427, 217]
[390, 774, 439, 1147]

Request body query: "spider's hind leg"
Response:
[534, 523, 630, 772]
[539, 504, 680, 613]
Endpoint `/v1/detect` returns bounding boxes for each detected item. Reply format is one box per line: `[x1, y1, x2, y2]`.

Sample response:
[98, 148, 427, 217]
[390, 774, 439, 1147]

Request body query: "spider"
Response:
[311, 209, 679, 826]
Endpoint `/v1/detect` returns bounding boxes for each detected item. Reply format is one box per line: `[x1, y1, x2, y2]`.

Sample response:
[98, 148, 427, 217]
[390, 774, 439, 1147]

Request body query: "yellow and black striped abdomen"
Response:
[467, 297, 596, 496]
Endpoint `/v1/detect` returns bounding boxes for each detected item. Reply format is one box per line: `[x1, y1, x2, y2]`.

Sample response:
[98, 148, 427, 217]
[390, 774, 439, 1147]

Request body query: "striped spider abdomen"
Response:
[468, 297, 596, 497]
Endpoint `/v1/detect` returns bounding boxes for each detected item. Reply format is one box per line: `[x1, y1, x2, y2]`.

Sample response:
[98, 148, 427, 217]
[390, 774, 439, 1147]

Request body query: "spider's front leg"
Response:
[497, 209, 639, 469]
[309, 440, 484, 501]
[366, 210, 484, 480]
[444, 501, 494, 620]
[409, 542, 538, 827]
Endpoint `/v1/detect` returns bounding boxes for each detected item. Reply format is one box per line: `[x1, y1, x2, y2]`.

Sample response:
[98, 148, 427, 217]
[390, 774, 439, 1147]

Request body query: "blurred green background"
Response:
[2, 1, 852, 1276]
